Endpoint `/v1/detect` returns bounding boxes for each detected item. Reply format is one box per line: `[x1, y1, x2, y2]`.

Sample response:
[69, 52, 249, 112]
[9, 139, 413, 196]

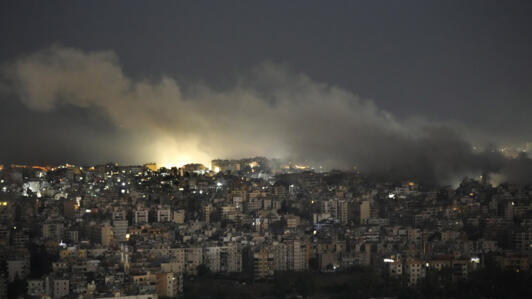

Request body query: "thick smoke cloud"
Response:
[2, 45, 532, 185]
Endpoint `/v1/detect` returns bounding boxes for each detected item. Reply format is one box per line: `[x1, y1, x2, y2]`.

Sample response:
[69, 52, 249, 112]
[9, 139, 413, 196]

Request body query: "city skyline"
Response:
[2, 2, 532, 298]
[2, 2, 532, 186]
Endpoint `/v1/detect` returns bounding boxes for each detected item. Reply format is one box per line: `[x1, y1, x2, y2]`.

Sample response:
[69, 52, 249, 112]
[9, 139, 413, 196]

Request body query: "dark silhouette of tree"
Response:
[196, 264, 212, 277]
[7, 275, 27, 299]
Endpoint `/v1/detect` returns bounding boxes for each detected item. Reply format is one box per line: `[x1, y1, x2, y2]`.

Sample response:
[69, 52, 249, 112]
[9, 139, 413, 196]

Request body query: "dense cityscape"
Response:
[1, 158, 532, 298]
[3, 1, 532, 298]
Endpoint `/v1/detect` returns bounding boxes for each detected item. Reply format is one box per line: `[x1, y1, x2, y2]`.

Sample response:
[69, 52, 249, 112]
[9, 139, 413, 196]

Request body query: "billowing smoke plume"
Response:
[2, 45, 532, 185]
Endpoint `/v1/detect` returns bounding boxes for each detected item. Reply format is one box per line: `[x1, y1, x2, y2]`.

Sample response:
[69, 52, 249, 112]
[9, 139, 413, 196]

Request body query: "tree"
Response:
[7, 275, 27, 299]
[196, 264, 212, 277]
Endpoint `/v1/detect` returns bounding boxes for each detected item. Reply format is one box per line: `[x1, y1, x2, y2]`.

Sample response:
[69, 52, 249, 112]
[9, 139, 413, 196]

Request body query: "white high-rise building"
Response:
[157, 209, 172, 222]
[204, 247, 221, 272]
[52, 279, 69, 298]
[113, 220, 128, 242]
[7, 259, 29, 282]
[222, 245, 242, 273]
[135, 210, 149, 224]
[360, 201, 371, 224]
[273, 242, 288, 271]
[185, 247, 203, 274]
[288, 240, 308, 271]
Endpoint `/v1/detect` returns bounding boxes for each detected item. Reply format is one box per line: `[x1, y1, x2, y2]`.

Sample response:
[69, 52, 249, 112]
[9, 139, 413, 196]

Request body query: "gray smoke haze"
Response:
[2, 45, 532, 185]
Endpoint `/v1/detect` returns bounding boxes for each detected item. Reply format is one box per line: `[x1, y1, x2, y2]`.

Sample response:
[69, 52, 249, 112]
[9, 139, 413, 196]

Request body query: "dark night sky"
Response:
[1, 1, 532, 184]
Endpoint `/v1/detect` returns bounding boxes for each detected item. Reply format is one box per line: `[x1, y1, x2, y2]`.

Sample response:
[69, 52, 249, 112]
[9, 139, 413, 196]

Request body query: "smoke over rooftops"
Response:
[2, 45, 531, 185]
